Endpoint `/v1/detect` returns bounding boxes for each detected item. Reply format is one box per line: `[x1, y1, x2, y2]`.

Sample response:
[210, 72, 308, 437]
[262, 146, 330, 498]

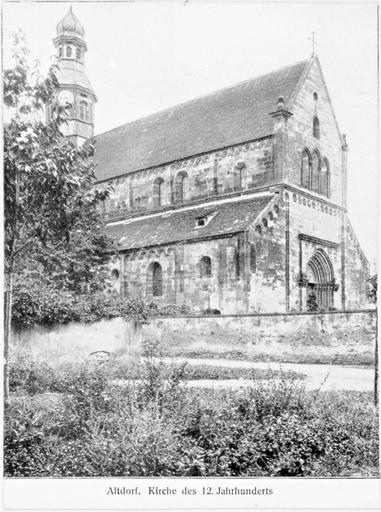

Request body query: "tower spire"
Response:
[53, 7, 97, 146]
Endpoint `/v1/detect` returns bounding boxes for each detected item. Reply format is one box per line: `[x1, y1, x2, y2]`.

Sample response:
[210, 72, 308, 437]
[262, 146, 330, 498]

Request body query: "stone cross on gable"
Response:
[309, 31, 318, 56]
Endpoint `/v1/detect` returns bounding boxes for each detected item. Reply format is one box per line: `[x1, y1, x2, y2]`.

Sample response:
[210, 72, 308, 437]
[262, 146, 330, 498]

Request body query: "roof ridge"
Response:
[94, 58, 310, 139]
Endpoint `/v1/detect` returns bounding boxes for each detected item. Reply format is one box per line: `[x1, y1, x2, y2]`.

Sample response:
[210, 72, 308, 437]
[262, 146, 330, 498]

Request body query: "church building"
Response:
[53, 8, 369, 314]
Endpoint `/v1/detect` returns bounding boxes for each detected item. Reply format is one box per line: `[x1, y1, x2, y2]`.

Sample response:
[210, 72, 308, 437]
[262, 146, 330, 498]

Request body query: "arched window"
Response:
[301, 149, 311, 189]
[313, 117, 320, 139]
[249, 244, 256, 273]
[234, 248, 241, 279]
[153, 177, 164, 207]
[233, 161, 245, 190]
[66, 46, 72, 58]
[129, 185, 134, 209]
[200, 256, 212, 278]
[111, 269, 119, 281]
[320, 158, 330, 197]
[311, 151, 320, 193]
[178, 269, 184, 293]
[147, 262, 163, 297]
[175, 171, 189, 203]
[76, 47, 81, 60]
[79, 101, 89, 122]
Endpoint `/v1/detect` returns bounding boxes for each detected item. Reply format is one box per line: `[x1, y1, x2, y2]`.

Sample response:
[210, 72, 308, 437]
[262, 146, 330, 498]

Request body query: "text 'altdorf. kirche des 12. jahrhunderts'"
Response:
[52, 7, 369, 314]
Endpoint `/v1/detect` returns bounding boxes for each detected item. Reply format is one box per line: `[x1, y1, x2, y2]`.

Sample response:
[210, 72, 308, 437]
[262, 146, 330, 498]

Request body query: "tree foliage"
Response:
[4, 32, 116, 303]
[3, 32, 116, 402]
[367, 274, 377, 304]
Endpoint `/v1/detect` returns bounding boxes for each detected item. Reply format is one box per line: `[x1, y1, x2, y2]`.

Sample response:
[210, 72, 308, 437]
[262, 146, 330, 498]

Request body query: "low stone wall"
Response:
[11, 318, 141, 366]
[11, 309, 376, 365]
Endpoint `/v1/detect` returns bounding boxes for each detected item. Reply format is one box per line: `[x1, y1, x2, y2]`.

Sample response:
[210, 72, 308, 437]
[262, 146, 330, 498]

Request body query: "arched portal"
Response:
[305, 249, 335, 310]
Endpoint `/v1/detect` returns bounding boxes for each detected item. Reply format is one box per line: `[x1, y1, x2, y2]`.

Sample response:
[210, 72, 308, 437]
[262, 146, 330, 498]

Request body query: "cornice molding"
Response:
[298, 233, 340, 249]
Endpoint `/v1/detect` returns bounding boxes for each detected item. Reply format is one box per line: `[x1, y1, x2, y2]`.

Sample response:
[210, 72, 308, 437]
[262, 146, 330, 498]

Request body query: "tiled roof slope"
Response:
[106, 195, 272, 250]
[94, 59, 310, 181]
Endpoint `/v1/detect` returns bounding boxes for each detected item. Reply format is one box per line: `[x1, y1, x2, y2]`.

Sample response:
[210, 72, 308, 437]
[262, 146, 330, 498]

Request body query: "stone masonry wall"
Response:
[101, 137, 274, 219]
[285, 189, 343, 310]
[248, 194, 287, 312]
[121, 234, 252, 314]
[11, 310, 376, 365]
[115, 191, 290, 314]
[284, 58, 343, 205]
[344, 219, 369, 308]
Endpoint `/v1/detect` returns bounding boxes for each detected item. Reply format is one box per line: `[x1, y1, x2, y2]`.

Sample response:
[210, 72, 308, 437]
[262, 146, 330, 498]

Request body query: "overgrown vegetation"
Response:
[12, 293, 192, 330]
[367, 274, 377, 304]
[8, 355, 305, 396]
[3, 32, 116, 403]
[4, 355, 378, 477]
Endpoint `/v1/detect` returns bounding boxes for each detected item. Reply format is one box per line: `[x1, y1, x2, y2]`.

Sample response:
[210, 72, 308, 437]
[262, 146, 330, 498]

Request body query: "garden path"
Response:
[158, 357, 374, 392]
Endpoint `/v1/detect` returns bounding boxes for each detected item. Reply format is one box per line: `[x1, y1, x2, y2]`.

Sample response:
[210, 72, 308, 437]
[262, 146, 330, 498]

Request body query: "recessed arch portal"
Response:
[305, 249, 335, 310]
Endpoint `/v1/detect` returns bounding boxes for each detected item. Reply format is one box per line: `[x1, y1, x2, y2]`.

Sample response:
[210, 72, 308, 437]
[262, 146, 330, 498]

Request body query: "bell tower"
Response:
[53, 7, 97, 146]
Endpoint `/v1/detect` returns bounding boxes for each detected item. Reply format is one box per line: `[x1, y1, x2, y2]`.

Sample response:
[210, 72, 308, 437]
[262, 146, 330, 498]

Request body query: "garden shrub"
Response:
[202, 308, 221, 315]
[4, 366, 379, 477]
[12, 285, 193, 329]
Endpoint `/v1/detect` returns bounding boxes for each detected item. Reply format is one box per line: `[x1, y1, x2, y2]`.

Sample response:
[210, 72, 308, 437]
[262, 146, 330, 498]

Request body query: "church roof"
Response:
[106, 195, 272, 250]
[93, 59, 310, 182]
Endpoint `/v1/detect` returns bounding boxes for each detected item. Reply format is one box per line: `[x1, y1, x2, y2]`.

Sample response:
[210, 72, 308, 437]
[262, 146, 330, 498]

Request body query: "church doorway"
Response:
[305, 249, 335, 311]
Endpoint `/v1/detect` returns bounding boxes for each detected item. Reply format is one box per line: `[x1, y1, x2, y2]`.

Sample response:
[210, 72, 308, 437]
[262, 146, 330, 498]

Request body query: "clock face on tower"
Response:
[58, 89, 74, 106]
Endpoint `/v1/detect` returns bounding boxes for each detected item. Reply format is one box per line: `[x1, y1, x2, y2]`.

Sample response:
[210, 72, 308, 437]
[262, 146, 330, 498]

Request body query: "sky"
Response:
[3, 0, 379, 267]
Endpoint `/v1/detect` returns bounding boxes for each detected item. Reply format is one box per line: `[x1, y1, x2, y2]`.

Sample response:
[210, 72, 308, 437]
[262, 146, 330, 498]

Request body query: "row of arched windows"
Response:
[301, 149, 329, 197]
[146, 248, 257, 296]
[152, 164, 247, 208]
[153, 171, 189, 207]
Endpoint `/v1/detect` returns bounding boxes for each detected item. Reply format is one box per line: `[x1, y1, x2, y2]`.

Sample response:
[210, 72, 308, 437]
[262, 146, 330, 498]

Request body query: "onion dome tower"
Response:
[53, 6, 97, 146]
